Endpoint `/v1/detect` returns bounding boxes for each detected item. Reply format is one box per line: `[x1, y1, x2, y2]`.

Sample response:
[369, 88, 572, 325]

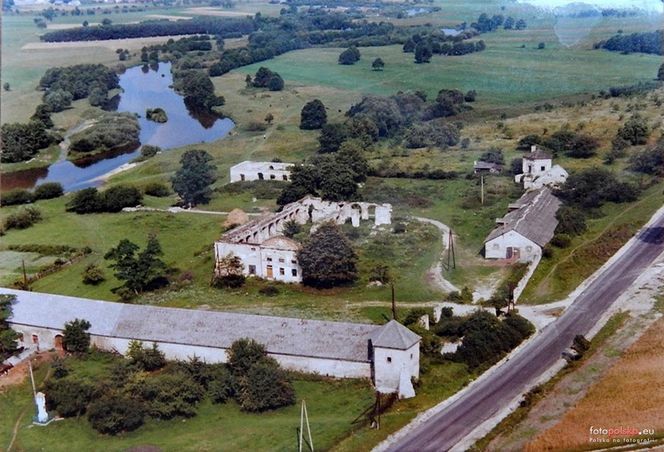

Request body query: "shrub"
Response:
[63, 318, 91, 353]
[244, 121, 268, 132]
[282, 220, 301, 238]
[51, 358, 70, 379]
[4, 207, 42, 230]
[258, 285, 280, 297]
[550, 233, 571, 248]
[101, 185, 142, 212]
[33, 182, 64, 200]
[393, 223, 407, 234]
[237, 359, 295, 412]
[227, 338, 267, 377]
[45, 378, 94, 417]
[212, 254, 246, 288]
[1, 189, 33, 206]
[140, 145, 161, 158]
[127, 341, 166, 372]
[87, 395, 145, 435]
[82, 264, 105, 285]
[208, 366, 236, 404]
[144, 182, 170, 197]
[66, 188, 103, 213]
[402, 308, 432, 326]
[141, 373, 205, 419]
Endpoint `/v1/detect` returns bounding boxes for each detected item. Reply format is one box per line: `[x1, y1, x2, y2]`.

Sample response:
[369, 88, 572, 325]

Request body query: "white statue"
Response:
[35, 392, 48, 423]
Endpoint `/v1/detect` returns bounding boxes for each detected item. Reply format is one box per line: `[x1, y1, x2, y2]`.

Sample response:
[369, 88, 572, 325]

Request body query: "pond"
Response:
[2, 62, 234, 192]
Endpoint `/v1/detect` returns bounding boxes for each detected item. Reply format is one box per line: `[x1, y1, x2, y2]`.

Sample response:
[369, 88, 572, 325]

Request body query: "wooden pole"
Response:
[391, 283, 396, 320]
[481, 175, 484, 205]
[28, 361, 37, 398]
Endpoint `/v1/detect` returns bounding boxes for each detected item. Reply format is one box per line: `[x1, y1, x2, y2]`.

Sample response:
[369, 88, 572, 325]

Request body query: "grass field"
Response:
[0, 353, 374, 452]
[526, 317, 664, 450]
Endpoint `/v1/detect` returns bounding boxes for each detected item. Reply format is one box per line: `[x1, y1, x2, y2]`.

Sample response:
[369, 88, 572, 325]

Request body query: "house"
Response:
[484, 187, 561, 261]
[515, 146, 568, 189]
[215, 196, 392, 283]
[229, 161, 294, 183]
[473, 160, 502, 174]
[3, 288, 420, 398]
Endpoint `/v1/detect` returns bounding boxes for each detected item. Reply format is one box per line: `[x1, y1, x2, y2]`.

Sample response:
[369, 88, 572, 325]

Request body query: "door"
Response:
[266, 265, 273, 278]
[54, 335, 63, 350]
[506, 247, 513, 259]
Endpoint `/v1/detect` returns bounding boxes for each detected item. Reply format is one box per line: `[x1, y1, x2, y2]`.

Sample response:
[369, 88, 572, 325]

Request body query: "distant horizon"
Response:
[520, 0, 664, 12]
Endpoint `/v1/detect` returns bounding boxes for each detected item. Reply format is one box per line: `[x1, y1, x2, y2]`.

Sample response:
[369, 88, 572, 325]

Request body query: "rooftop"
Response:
[523, 146, 552, 161]
[230, 161, 294, 171]
[370, 320, 421, 350]
[3, 289, 417, 362]
[485, 188, 561, 247]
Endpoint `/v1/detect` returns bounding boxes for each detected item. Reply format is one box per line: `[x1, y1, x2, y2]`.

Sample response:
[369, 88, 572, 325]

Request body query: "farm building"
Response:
[515, 146, 568, 189]
[484, 187, 561, 262]
[3, 288, 420, 398]
[215, 196, 392, 283]
[229, 161, 294, 183]
[473, 160, 502, 174]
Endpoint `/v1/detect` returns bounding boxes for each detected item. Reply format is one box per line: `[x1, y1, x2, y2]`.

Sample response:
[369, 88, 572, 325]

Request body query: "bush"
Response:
[258, 285, 280, 297]
[45, 378, 94, 417]
[140, 145, 161, 158]
[1, 189, 33, 206]
[141, 373, 205, 419]
[101, 185, 142, 212]
[4, 207, 42, 230]
[51, 358, 70, 379]
[63, 318, 91, 353]
[227, 338, 267, 377]
[237, 359, 295, 412]
[143, 182, 170, 197]
[87, 395, 145, 435]
[127, 341, 166, 371]
[66, 188, 103, 214]
[208, 366, 236, 404]
[393, 223, 406, 234]
[33, 182, 64, 200]
[244, 121, 268, 132]
[82, 264, 105, 285]
[550, 233, 571, 248]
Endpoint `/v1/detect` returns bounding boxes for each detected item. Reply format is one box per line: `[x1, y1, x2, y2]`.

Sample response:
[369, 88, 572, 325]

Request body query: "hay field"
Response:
[527, 317, 664, 451]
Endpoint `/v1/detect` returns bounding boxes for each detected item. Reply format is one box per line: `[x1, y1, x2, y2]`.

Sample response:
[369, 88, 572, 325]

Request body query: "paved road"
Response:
[387, 209, 664, 452]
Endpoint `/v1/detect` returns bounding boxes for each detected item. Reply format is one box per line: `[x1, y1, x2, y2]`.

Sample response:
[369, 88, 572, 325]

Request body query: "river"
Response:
[2, 62, 234, 192]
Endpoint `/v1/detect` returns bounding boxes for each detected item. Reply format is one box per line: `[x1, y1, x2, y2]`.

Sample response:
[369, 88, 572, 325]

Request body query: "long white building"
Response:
[229, 161, 294, 183]
[3, 288, 420, 398]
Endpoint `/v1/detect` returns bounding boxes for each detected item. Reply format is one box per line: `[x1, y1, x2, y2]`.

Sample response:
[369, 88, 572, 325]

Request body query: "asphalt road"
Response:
[387, 210, 664, 452]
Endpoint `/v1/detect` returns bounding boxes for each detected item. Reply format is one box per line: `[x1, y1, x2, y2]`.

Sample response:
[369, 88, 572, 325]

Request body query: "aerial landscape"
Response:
[0, 0, 663, 449]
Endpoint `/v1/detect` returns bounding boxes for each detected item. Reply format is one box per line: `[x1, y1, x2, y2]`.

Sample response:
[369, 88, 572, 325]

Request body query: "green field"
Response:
[238, 40, 660, 110]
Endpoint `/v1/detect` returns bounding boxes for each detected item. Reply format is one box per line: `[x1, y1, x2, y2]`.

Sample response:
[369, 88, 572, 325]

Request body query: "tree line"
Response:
[596, 29, 663, 55]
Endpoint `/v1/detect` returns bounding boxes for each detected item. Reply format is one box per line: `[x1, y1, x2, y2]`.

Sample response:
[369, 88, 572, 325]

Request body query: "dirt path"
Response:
[412, 216, 459, 293]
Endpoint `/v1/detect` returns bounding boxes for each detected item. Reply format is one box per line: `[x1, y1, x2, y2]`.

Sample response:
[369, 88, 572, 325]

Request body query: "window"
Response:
[248, 265, 256, 275]
[279, 268, 285, 276]
[258, 172, 264, 180]
[269, 165, 274, 170]
[251, 247, 256, 251]
[240, 174, 245, 181]
[291, 260, 297, 264]
[292, 269, 297, 277]
[386, 357, 392, 363]
[541, 165, 546, 171]
[32, 334, 39, 344]
[410, 353, 413, 359]
[282, 175, 288, 181]
[278, 258, 285, 263]
[267, 257, 272, 262]
[270, 174, 276, 180]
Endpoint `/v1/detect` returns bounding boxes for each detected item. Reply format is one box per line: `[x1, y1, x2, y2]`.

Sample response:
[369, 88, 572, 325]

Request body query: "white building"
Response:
[229, 161, 294, 183]
[215, 196, 392, 283]
[3, 288, 420, 398]
[515, 146, 568, 189]
[484, 187, 561, 262]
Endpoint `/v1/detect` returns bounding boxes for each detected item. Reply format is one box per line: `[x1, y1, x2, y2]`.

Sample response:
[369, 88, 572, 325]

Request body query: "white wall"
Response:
[522, 157, 551, 176]
[373, 343, 420, 393]
[230, 162, 292, 183]
[10, 324, 372, 379]
[215, 242, 302, 283]
[485, 230, 541, 262]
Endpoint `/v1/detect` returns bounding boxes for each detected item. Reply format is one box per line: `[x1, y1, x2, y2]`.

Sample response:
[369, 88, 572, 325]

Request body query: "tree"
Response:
[403, 38, 416, 53]
[503, 16, 514, 29]
[244, 74, 252, 87]
[227, 338, 268, 377]
[0, 121, 54, 163]
[515, 19, 527, 30]
[33, 182, 63, 200]
[300, 99, 327, 130]
[264, 113, 274, 125]
[267, 74, 284, 91]
[141, 373, 205, 419]
[658, 62, 664, 81]
[66, 188, 103, 214]
[282, 219, 301, 238]
[45, 377, 94, 417]
[127, 341, 166, 371]
[3, 82, 9, 91]
[317, 156, 358, 201]
[371, 58, 384, 71]
[237, 359, 295, 412]
[62, 318, 91, 353]
[616, 115, 650, 146]
[172, 149, 217, 206]
[44, 89, 73, 112]
[318, 123, 348, 153]
[252, 67, 275, 87]
[101, 185, 143, 212]
[335, 140, 369, 183]
[298, 222, 358, 287]
[87, 395, 145, 435]
[338, 46, 360, 65]
[104, 235, 167, 295]
[414, 41, 432, 64]
[537, 42, 545, 49]
[0, 294, 19, 359]
[212, 253, 245, 288]
[517, 134, 542, 150]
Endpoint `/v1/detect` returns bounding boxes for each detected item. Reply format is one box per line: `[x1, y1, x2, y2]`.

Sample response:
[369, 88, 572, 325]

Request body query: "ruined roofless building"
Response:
[214, 196, 392, 283]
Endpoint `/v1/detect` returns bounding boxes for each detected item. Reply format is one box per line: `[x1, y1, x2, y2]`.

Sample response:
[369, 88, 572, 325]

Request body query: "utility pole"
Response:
[446, 229, 456, 270]
[480, 174, 484, 205]
[22, 259, 28, 290]
[28, 361, 37, 398]
[298, 400, 314, 452]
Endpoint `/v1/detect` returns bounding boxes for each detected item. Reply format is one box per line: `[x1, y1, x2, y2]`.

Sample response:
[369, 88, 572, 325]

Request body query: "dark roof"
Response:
[474, 161, 502, 170]
[485, 188, 561, 247]
[523, 148, 552, 160]
[3, 288, 386, 363]
[369, 320, 421, 350]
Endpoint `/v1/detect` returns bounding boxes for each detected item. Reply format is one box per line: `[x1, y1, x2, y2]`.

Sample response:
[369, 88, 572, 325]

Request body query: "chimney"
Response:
[531, 145, 537, 152]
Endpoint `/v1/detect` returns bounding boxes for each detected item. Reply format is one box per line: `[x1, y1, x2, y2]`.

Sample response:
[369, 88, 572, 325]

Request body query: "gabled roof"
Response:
[523, 147, 552, 160]
[370, 320, 421, 350]
[484, 188, 561, 247]
[3, 288, 381, 363]
[262, 236, 301, 251]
